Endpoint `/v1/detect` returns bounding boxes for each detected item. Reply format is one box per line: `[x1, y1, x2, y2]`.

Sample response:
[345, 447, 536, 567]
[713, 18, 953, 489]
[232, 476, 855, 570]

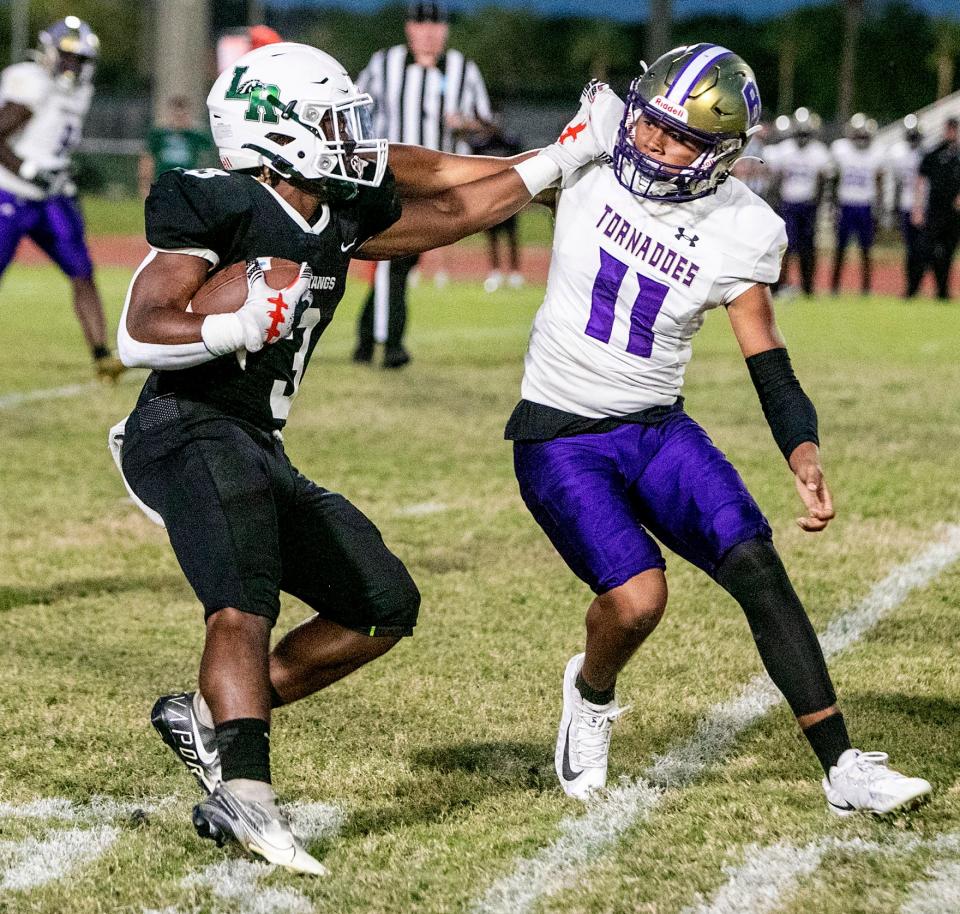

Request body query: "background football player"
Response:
[829, 113, 885, 295]
[0, 17, 123, 381]
[113, 41, 584, 874]
[889, 114, 925, 297]
[473, 46, 930, 816]
[767, 108, 831, 297]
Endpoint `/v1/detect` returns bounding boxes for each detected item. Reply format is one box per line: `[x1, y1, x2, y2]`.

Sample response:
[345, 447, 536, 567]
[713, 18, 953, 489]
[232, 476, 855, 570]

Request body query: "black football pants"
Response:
[356, 254, 419, 353]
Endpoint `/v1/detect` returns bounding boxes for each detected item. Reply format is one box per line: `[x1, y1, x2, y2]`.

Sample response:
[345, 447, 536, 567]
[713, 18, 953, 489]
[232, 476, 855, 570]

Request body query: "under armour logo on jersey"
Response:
[675, 227, 699, 247]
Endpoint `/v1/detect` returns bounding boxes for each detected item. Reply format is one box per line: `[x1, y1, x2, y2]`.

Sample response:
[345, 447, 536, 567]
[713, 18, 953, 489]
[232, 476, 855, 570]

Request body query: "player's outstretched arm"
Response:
[355, 165, 537, 260]
[358, 91, 611, 259]
[386, 143, 536, 199]
[727, 283, 835, 533]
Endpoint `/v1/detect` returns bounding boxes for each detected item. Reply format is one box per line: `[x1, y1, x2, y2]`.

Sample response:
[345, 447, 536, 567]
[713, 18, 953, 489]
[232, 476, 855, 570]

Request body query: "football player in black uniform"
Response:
[112, 42, 591, 872]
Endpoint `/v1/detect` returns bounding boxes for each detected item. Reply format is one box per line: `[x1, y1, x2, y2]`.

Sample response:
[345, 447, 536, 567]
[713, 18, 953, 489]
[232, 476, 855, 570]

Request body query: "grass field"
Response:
[1, 264, 959, 914]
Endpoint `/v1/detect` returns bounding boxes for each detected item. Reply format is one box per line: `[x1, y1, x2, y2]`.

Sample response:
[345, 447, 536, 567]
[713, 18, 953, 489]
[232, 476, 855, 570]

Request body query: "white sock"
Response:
[193, 691, 215, 730]
[225, 778, 277, 807]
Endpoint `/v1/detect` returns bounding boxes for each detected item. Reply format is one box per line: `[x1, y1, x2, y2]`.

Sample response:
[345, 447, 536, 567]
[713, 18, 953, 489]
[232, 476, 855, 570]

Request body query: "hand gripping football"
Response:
[190, 257, 303, 314]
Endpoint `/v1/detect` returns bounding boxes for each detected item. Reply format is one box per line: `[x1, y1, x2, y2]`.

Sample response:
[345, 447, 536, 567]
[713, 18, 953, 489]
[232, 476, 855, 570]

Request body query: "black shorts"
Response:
[120, 395, 420, 635]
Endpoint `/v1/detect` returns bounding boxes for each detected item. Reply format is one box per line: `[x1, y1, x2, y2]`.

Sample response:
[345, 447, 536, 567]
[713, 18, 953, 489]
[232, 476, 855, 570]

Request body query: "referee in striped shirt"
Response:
[353, 0, 491, 368]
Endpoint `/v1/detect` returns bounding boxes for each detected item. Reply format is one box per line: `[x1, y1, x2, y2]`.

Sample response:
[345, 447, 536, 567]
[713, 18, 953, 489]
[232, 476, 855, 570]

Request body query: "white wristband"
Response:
[18, 160, 38, 181]
[513, 154, 562, 196]
[200, 312, 246, 356]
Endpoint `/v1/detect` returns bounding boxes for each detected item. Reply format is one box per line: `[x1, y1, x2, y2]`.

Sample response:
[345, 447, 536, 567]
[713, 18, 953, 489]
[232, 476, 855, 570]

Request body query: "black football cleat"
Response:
[382, 346, 411, 369]
[151, 692, 221, 794]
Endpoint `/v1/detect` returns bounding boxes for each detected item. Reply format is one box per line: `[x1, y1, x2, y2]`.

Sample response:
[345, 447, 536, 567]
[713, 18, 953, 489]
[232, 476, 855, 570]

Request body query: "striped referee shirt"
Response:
[357, 44, 491, 153]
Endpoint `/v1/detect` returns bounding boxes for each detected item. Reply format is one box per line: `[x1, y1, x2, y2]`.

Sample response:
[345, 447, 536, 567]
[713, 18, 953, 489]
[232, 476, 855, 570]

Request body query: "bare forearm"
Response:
[358, 167, 532, 259]
[388, 143, 536, 198]
[124, 254, 208, 345]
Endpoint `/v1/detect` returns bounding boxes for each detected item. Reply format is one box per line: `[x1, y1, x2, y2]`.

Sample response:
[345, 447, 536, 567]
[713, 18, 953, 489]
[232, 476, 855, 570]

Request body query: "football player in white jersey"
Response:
[482, 45, 930, 815]
[829, 113, 884, 295]
[0, 17, 123, 380]
[889, 114, 925, 296]
[767, 108, 831, 296]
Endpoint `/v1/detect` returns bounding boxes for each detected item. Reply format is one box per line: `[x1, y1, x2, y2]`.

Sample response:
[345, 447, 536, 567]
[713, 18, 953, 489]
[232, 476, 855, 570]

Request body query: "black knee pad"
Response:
[715, 537, 836, 717]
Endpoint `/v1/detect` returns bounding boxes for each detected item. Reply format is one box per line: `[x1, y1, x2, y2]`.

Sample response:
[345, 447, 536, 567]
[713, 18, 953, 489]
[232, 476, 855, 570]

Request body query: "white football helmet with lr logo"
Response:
[207, 43, 388, 194]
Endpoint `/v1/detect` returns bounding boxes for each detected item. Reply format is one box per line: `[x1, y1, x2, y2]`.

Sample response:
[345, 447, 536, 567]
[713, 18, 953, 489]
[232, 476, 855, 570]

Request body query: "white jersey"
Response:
[521, 165, 786, 417]
[767, 137, 831, 204]
[830, 137, 884, 206]
[0, 61, 93, 201]
[887, 139, 922, 212]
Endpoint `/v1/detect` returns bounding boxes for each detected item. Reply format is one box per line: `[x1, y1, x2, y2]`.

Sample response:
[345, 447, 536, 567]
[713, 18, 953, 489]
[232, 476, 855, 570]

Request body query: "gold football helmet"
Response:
[613, 43, 762, 201]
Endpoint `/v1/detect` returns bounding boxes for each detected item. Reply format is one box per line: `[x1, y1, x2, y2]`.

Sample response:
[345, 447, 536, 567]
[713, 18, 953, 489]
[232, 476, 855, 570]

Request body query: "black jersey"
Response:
[138, 167, 402, 430]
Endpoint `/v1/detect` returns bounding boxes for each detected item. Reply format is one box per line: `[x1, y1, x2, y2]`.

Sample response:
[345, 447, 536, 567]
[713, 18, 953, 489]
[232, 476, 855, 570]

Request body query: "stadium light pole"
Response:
[646, 0, 673, 63]
[10, 0, 30, 65]
[248, 0, 267, 25]
[152, 0, 213, 124]
[837, 0, 863, 122]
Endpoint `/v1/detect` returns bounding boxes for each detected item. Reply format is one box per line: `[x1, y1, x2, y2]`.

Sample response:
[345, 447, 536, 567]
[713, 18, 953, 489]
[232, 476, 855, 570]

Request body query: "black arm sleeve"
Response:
[745, 347, 819, 461]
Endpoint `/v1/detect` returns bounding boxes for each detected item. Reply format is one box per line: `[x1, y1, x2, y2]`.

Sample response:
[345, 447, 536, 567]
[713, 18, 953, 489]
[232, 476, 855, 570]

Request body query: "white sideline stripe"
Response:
[681, 841, 827, 914]
[472, 525, 960, 914]
[901, 859, 960, 914]
[0, 795, 175, 822]
[0, 825, 119, 891]
[286, 801, 345, 842]
[140, 801, 343, 914]
[685, 832, 960, 914]
[396, 500, 449, 517]
[0, 370, 142, 411]
[0, 382, 91, 409]
[181, 860, 313, 914]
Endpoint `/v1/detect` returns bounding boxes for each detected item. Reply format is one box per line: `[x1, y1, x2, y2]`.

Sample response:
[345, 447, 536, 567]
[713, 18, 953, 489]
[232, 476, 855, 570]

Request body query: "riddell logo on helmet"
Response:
[650, 95, 689, 123]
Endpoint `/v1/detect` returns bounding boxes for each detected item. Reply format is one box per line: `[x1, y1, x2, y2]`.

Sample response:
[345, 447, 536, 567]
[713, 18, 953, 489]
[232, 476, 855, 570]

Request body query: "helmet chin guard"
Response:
[612, 43, 759, 203]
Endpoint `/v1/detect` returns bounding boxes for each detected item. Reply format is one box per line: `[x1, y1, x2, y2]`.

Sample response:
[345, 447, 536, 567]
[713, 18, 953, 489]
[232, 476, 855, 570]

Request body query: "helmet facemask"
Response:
[38, 17, 98, 90]
[613, 79, 745, 202]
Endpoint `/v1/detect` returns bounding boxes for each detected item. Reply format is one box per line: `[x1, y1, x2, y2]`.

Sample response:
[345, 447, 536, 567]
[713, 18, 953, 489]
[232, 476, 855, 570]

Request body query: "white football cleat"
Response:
[193, 784, 327, 875]
[555, 653, 628, 800]
[822, 749, 932, 816]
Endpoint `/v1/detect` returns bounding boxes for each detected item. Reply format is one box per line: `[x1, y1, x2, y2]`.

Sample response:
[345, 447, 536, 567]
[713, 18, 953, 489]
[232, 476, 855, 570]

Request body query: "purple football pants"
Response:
[0, 188, 93, 280]
[513, 411, 772, 594]
[836, 204, 874, 251]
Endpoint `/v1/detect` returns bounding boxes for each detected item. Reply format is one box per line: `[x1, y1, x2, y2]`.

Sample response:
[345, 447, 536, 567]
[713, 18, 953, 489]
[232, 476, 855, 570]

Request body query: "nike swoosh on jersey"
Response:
[341, 240, 357, 252]
[561, 725, 583, 781]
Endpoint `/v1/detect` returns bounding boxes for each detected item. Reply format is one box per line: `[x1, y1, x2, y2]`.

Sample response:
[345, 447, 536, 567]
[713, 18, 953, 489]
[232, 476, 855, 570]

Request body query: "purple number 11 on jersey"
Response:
[585, 248, 669, 358]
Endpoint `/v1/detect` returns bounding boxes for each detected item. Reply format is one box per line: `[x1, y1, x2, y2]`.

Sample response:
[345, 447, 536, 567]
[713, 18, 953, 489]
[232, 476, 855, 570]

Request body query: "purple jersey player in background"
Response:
[0, 16, 124, 381]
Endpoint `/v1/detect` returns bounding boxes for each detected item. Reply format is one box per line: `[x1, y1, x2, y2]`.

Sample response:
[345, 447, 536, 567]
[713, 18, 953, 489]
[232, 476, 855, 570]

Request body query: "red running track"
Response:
[12, 235, 959, 298]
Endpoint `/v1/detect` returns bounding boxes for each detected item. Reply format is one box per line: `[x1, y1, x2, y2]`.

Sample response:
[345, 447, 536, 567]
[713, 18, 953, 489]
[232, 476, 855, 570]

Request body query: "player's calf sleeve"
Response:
[714, 537, 837, 718]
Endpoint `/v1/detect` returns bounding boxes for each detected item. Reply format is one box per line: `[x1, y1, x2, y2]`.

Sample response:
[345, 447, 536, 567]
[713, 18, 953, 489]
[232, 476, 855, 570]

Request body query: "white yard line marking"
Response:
[395, 500, 449, 517]
[0, 795, 175, 823]
[0, 825, 119, 891]
[140, 801, 343, 914]
[0, 382, 92, 410]
[473, 525, 960, 914]
[901, 859, 960, 914]
[181, 859, 314, 914]
[0, 369, 144, 411]
[286, 801, 346, 843]
[685, 832, 960, 914]
[681, 841, 828, 914]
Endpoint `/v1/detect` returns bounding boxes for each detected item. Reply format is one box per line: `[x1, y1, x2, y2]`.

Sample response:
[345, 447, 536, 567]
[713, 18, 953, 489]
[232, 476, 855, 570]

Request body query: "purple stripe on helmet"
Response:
[666, 45, 734, 106]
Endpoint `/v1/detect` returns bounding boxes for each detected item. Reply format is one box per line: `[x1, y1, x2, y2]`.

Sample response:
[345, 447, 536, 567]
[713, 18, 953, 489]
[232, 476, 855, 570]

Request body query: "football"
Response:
[189, 257, 302, 315]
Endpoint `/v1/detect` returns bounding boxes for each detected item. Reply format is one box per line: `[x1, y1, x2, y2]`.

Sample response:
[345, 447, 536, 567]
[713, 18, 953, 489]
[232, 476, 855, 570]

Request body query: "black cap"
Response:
[407, 1, 448, 23]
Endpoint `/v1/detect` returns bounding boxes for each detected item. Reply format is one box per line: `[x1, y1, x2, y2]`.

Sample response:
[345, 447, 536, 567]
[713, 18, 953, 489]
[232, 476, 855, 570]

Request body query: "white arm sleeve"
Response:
[117, 249, 219, 370]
